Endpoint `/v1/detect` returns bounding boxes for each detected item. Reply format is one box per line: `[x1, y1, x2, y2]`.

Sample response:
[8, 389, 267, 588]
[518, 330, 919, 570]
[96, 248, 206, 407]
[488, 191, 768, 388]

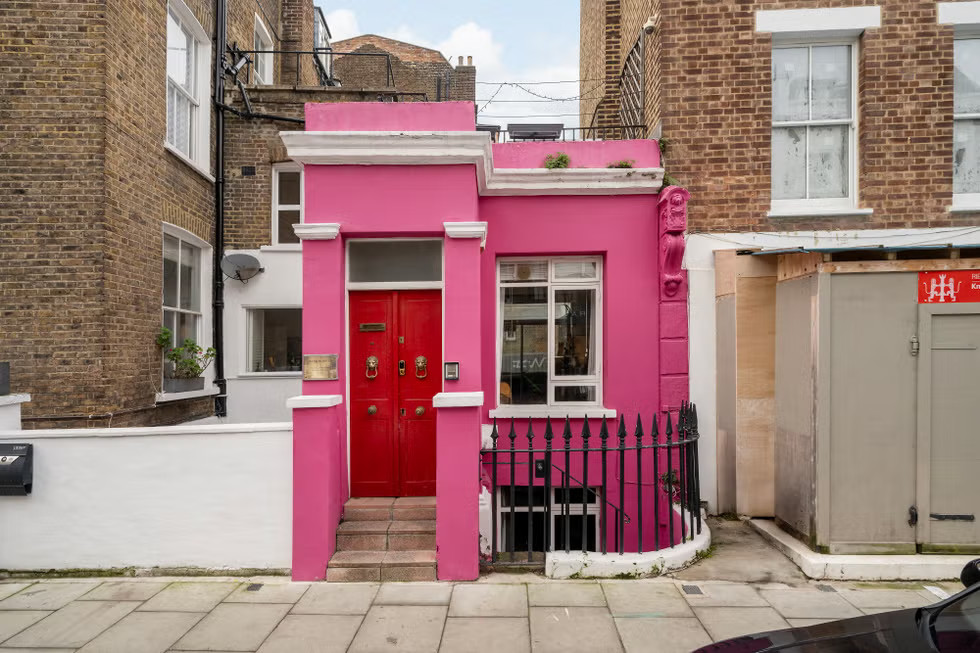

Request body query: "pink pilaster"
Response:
[435, 227, 485, 581]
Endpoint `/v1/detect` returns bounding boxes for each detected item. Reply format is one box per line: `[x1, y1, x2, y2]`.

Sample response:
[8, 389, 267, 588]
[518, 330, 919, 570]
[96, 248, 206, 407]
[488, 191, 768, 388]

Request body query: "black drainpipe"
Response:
[212, 0, 228, 417]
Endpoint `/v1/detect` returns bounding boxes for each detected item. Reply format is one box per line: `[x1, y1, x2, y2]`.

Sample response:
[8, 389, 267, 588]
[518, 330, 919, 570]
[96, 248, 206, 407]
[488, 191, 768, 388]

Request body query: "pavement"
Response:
[0, 520, 965, 652]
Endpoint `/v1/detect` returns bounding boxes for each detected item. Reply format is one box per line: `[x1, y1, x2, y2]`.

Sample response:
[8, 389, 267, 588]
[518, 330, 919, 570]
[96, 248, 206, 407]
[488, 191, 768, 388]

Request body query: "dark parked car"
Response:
[694, 560, 980, 652]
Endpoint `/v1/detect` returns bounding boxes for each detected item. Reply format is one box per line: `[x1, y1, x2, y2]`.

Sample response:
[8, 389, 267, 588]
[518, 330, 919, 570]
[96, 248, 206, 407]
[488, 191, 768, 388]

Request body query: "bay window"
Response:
[771, 42, 857, 213]
[954, 38, 980, 207]
[498, 258, 601, 409]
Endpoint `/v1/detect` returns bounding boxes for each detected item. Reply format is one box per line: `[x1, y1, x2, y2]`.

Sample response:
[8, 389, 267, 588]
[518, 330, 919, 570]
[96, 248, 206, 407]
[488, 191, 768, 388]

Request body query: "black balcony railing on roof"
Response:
[231, 48, 395, 88]
[481, 403, 701, 566]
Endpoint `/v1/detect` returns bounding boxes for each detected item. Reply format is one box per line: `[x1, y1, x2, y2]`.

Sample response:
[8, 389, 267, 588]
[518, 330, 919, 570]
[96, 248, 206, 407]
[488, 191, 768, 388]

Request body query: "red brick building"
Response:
[0, 0, 476, 428]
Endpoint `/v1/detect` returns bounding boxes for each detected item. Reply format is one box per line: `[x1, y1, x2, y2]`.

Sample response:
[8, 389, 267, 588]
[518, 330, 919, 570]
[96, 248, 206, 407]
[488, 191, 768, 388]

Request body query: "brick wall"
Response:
[580, 0, 980, 232]
[332, 43, 476, 103]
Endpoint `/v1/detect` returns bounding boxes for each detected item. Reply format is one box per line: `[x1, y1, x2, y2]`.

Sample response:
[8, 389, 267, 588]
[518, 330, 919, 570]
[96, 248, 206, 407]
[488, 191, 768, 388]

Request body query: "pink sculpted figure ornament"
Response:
[658, 186, 690, 298]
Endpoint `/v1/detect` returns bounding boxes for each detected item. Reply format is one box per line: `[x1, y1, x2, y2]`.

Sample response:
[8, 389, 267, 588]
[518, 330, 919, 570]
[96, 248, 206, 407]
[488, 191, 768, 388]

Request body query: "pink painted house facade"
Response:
[281, 102, 694, 581]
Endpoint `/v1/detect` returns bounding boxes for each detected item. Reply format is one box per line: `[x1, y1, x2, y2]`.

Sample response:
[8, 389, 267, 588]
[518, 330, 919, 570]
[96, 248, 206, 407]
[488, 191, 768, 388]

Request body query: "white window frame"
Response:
[253, 14, 274, 85]
[165, 0, 212, 179]
[770, 38, 860, 216]
[242, 306, 303, 377]
[270, 163, 303, 248]
[953, 35, 980, 210]
[496, 487, 600, 553]
[494, 257, 604, 415]
[159, 223, 215, 401]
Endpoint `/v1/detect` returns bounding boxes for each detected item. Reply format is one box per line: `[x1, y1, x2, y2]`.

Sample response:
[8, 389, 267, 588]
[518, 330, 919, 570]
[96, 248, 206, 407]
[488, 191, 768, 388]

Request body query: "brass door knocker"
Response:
[365, 355, 379, 379]
[415, 355, 428, 379]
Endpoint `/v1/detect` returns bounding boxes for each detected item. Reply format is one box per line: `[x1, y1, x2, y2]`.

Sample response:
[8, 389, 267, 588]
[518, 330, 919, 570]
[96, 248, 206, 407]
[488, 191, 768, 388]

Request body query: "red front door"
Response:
[349, 290, 441, 497]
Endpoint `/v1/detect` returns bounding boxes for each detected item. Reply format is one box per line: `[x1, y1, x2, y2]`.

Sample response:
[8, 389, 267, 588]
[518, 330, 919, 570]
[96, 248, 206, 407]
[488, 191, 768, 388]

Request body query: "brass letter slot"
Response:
[359, 323, 386, 332]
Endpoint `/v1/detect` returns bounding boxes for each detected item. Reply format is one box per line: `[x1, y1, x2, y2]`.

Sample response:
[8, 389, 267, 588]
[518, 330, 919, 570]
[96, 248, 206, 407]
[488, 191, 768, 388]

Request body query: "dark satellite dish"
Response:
[220, 253, 264, 282]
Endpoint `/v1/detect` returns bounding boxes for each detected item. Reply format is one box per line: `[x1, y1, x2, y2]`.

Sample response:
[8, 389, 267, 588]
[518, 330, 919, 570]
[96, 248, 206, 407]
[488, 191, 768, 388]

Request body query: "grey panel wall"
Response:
[716, 294, 737, 514]
[774, 275, 817, 541]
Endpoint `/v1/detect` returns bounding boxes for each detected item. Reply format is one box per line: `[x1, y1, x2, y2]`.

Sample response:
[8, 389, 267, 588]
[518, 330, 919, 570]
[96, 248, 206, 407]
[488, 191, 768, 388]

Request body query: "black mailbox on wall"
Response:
[0, 443, 32, 495]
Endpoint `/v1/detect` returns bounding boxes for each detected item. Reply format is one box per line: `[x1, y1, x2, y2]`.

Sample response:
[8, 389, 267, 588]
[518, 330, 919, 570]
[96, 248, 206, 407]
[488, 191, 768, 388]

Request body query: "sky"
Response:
[313, 1, 585, 128]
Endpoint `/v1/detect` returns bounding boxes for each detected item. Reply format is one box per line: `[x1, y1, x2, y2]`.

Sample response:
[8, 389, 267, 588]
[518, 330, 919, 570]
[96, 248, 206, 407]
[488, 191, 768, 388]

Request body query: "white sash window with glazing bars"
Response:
[954, 38, 980, 209]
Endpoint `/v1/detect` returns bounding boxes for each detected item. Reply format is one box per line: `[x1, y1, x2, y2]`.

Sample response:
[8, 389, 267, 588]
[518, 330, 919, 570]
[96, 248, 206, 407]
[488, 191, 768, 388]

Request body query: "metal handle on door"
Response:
[365, 355, 379, 379]
[415, 406, 425, 416]
[367, 405, 377, 415]
[415, 355, 428, 379]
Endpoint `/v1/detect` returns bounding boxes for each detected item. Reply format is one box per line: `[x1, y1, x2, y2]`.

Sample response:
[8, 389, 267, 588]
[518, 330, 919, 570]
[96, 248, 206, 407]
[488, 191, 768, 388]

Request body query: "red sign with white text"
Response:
[918, 270, 980, 303]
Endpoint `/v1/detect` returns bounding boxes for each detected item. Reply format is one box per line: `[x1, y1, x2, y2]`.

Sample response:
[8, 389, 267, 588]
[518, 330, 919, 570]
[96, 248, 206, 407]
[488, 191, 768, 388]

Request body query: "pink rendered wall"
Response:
[491, 140, 661, 169]
[305, 101, 475, 131]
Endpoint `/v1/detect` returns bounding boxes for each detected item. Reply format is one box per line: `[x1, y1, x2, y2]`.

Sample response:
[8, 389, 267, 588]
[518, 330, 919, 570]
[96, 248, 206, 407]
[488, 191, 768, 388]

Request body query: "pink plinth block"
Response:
[305, 101, 476, 131]
[436, 405, 481, 581]
[292, 405, 345, 581]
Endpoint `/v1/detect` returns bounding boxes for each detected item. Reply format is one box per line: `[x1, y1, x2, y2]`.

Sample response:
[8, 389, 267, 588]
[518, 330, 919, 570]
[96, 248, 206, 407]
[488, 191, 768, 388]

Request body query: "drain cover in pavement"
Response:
[682, 585, 703, 595]
[816, 584, 836, 592]
[246, 583, 263, 592]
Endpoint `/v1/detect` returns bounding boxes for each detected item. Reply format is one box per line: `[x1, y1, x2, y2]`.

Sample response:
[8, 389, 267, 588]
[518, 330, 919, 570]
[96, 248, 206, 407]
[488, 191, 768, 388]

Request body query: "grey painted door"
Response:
[918, 307, 980, 548]
[828, 274, 918, 551]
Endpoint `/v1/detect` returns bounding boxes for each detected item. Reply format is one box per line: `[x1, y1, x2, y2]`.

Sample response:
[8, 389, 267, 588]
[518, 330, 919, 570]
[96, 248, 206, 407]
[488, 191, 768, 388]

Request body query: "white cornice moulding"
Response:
[280, 131, 664, 196]
[432, 391, 484, 408]
[293, 223, 340, 240]
[444, 221, 488, 247]
[286, 394, 344, 409]
[756, 6, 881, 39]
[939, 2, 980, 33]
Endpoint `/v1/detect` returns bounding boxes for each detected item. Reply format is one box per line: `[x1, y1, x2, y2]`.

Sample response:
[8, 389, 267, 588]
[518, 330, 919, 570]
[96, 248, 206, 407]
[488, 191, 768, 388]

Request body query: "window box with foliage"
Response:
[157, 327, 215, 393]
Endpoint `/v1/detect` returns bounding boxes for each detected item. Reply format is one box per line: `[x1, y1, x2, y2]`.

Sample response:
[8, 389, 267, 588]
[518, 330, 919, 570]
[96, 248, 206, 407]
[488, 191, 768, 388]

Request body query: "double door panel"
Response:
[349, 290, 441, 497]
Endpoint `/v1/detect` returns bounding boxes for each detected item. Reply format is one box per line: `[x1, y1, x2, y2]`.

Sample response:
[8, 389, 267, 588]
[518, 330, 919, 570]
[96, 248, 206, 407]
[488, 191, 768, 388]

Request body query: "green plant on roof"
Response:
[607, 159, 636, 169]
[543, 152, 570, 169]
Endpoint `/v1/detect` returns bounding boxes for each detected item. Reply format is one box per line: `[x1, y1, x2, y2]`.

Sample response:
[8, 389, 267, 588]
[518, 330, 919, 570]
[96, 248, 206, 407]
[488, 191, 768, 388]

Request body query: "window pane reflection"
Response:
[554, 289, 595, 376]
[500, 286, 547, 405]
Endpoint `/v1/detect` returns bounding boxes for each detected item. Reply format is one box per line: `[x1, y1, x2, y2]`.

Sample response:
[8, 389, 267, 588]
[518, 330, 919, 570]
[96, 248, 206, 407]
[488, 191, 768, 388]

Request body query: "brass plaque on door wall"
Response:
[303, 354, 338, 380]
[359, 323, 386, 332]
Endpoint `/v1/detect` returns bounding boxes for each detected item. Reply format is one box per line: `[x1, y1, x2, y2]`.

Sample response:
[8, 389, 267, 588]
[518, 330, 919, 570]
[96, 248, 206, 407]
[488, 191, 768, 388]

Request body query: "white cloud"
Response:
[325, 9, 360, 42]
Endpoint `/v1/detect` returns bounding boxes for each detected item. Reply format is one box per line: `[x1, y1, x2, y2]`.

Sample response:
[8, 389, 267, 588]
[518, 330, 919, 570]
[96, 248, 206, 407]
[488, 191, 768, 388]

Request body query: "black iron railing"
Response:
[481, 125, 648, 143]
[231, 48, 395, 88]
[482, 402, 701, 565]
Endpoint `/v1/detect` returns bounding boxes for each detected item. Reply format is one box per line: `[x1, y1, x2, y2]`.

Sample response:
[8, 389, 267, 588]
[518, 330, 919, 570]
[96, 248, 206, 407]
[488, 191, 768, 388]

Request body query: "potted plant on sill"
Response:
[156, 327, 216, 393]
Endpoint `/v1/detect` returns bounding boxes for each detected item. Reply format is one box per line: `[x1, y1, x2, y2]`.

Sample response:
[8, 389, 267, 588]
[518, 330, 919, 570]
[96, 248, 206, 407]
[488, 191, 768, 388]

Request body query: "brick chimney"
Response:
[451, 55, 476, 102]
[280, 0, 315, 85]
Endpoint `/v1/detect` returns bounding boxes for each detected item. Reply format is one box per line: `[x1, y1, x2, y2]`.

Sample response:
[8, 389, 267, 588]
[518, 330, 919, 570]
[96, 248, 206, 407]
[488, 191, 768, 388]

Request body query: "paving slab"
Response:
[614, 617, 711, 653]
[223, 582, 310, 604]
[256, 615, 362, 653]
[529, 607, 623, 653]
[375, 583, 453, 606]
[449, 584, 527, 618]
[138, 583, 239, 613]
[76, 611, 204, 653]
[172, 603, 290, 652]
[440, 617, 530, 653]
[348, 605, 447, 653]
[787, 618, 833, 627]
[0, 648, 76, 653]
[527, 583, 606, 607]
[0, 582, 100, 611]
[601, 581, 692, 617]
[760, 589, 863, 619]
[0, 610, 51, 643]
[0, 585, 32, 603]
[861, 607, 899, 616]
[693, 607, 790, 641]
[677, 582, 768, 607]
[79, 581, 171, 602]
[674, 517, 806, 584]
[837, 589, 932, 609]
[3, 600, 140, 649]
[291, 583, 379, 615]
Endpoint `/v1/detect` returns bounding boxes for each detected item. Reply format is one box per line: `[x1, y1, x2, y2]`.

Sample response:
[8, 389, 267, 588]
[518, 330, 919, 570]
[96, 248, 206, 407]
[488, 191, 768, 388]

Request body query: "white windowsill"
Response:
[489, 406, 617, 420]
[767, 207, 873, 219]
[163, 142, 215, 183]
[949, 205, 980, 213]
[259, 244, 303, 252]
[155, 386, 220, 404]
[236, 372, 303, 379]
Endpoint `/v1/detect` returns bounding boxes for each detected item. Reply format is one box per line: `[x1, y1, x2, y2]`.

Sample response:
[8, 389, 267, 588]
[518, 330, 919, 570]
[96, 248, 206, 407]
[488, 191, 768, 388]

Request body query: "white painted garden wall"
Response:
[0, 422, 292, 572]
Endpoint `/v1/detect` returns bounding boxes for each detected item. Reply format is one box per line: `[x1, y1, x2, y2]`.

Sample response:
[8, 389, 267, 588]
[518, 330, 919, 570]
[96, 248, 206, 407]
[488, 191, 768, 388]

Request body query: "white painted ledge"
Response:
[444, 221, 488, 247]
[939, 1, 980, 32]
[293, 223, 340, 240]
[155, 386, 220, 404]
[488, 407, 616, 420]
[547, 508, 711, 578]
[0, 422, 292, 440]
[756, 6, 881, 39]
[433, 391, 484, 408]
[767, 207, 874, 219]
[0, 394, 31, 408]
[749, 519, 975, 581]
[287, 394, 343, 409]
